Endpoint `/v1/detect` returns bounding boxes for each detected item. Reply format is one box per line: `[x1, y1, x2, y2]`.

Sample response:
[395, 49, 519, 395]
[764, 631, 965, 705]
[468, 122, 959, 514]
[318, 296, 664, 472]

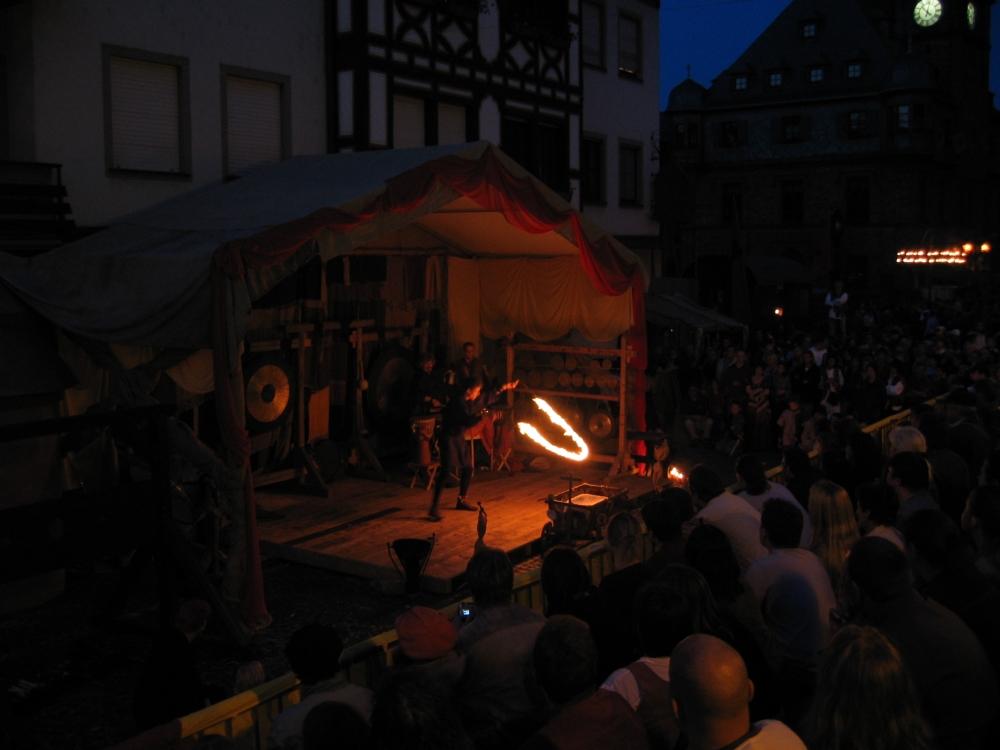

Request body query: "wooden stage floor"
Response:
[256, 464, 655, 593]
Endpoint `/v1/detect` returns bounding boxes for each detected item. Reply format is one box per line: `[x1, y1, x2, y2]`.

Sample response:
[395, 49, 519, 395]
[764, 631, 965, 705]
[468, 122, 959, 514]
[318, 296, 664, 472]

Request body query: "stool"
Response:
[408, 462, 440, 490]
[464, 432, 490, 475]
[493, 448, 513, 472]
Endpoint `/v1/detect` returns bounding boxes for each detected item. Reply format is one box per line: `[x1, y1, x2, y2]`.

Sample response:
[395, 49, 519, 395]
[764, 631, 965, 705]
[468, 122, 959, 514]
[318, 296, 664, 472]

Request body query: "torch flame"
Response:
[517, 397, 589, 461]
[668, 467, 685, 482]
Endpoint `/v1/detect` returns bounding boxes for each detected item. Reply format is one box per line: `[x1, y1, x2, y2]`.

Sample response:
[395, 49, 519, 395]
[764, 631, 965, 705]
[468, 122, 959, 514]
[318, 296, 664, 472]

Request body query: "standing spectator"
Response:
[825, 281, 848, 338]
[669, 635, 806, 750]
[961, 485, 1000, 583]
[454, 546, 546, 742]
[807, 481, 860, 606]
[809, 336, 830, 369]
[685, 466, 767, 573]
[781, 447, 823, 510]
[946, 389, 993, 478]
[642, 491, 688, 573]
[847, 537, 999, 750]
[791, 352, 822, 412]
[723, 350, 752, 404]
[801, 626, 934, 750]
[855, 364, 885, 425]
[746, 500, 837, 723]
[523, 616, 650, 750]
[735, 455, 812, 548]
[887, 425, 926, 456]
[745, 366, 771, 451]
[267, 624, 373, 750]
[599, 512, 654, 651]
[887, 451, 939, 528]
[917, 410, 972, 522]
[540, 548, 630, 681]
[777, 397, 801, 449]
[133, 599, 217, 731]
[854, 482, 905, 550]
[681, 385, 713, 445]
[370, 671, 472, 750]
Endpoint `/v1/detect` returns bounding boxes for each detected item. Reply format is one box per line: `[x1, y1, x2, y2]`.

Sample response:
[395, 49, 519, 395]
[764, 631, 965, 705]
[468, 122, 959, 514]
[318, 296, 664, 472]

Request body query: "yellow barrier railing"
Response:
[110, 399, 935, 749]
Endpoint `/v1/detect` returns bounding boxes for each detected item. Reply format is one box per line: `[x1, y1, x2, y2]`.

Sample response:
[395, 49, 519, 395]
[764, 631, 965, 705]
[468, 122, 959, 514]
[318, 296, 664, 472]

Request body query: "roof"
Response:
[0, 142, 646, 350]
[645, 293, 744, 331]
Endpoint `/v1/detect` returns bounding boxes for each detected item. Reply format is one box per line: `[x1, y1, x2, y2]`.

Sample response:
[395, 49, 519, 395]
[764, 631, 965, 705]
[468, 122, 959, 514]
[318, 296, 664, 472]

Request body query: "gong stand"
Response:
[349, 319, 391, 482]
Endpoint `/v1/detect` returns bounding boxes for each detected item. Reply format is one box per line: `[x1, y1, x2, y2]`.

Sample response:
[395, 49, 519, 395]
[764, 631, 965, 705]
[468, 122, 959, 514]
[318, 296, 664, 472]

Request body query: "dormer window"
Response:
[802, 22, 817, 38]
[734, 75, 748, 91]
[847, 62, 863, 78]
[809, 67, 824, 82]
[769, 72, 783, 87]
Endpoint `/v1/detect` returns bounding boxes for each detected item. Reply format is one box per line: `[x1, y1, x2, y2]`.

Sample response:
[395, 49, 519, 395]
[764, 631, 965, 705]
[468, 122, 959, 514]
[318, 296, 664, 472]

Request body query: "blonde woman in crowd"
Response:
[808, 481, 860, 605]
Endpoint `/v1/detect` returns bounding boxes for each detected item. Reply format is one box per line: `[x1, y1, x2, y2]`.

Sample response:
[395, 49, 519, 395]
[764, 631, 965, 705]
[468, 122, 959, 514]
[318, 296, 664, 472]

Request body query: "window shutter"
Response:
[226, 76, 282, 174]
[438, 103, 466, 145]
[109, 56, 180, 172]
[393, 95, 425, 148]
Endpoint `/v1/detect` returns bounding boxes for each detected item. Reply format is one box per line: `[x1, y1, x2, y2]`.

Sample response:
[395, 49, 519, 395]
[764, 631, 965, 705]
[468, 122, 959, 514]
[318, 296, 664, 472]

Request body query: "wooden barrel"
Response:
[550, 354, 564, 370]
[558, 371, 572, 387]
[543, 370, 559, 389]
[528, 370, 543, 388]
[564, 355, 577, 371]
[571, 372, 584, 387]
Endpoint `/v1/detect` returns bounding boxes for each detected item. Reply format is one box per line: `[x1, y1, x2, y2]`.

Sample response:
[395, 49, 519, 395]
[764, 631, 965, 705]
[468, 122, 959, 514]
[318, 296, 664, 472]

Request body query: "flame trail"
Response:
[517, 397, 589, 461]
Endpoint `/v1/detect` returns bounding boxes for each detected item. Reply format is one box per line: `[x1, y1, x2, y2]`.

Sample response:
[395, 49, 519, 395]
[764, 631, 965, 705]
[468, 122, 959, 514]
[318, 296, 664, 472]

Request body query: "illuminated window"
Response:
[897, 104, 911, 131]
[618, 14, 641, 78]
[802, 22, 817, 38]
[847, 63, 862, 78]
[769, 72, 783, 87]
[809, 67, 824, 83]
[734, 75, 747, 90]
[849, 111, 867, 137]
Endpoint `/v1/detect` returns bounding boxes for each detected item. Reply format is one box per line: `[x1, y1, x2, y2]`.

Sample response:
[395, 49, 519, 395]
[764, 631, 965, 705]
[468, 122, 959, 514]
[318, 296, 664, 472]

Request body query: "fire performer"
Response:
[427, 377, 519, 522]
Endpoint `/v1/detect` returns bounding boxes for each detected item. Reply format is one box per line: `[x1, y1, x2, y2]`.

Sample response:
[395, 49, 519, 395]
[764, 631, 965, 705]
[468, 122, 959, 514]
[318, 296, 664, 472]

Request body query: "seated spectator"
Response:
[801, 625, 934, 750]
[642, 490, 688, 573]
[302, 702, 370, 750]
[133, 598, 216, 730]
[655, 566, 781, 721]
[854, 482, 905, 550]
[746, 499, 836, 723]
[267, 624, 373, 750]
[598, 512, 654, 650]
[685, 466, 767, 573]
[669, 635, 806, 750]
[961, 485, 1000, 583]
[233, 661, 267, 695]
[847, 537, 999, 750]
[887, 425, 926, 456]
[781, 447, 823, 510]
[904, 509, 1000, 678]
[685, 524, 781, 675]
[391, 606, 464, 689]
[735, 455, 812, 548]
[370, 671, 472, 750]
[600, 582, 683, 748]
[454, 546, 546, 743]
[522, 616, 649, 750]
[886, 451, 938, 529]
[917, 410, 971, 522]
[807, 481, 860, 606]
[541, 547, 630, 680]
[681, 385, 713, 445]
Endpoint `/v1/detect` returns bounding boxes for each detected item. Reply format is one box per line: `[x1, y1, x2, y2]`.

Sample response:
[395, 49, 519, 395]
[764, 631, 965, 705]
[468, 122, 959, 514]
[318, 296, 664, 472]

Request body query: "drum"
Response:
[411, 416, 437, 465]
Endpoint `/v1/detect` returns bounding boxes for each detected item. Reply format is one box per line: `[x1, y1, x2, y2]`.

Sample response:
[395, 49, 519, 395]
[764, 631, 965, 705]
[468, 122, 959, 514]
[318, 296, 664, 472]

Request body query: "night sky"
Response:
[658, 0, 1000, 109]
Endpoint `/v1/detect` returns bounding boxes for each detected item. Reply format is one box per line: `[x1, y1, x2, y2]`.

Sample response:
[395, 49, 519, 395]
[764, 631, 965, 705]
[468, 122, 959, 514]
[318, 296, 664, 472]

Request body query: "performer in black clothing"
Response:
[427, 376, 518, 521]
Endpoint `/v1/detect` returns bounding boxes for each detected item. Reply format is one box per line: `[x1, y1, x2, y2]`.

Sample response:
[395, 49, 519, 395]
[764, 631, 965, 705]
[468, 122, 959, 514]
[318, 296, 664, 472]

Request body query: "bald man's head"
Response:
[670, 635, 753, 728]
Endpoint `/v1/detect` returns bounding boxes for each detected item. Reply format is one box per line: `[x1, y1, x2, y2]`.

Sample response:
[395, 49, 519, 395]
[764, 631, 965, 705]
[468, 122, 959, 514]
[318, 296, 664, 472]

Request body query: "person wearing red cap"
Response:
[391, 606, 464, 689]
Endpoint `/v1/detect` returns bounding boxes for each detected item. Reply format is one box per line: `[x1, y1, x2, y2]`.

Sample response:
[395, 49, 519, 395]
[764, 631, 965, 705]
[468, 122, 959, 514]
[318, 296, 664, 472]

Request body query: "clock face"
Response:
[914, 0, 943, 26]
[967, 2, 976, 28]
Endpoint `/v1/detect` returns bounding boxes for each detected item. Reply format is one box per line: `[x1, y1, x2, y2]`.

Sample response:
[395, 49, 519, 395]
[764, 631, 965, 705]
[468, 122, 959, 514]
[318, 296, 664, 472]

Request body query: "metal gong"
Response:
[366, 345, 416, 427]
[588, 410, 615, 439]
[245, 356, 294, 432]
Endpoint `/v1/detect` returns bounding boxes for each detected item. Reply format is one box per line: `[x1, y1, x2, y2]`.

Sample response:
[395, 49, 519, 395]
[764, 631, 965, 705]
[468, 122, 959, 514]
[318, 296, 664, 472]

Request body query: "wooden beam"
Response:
[513, 343, 623, 358]
[514, 387, 619, 402]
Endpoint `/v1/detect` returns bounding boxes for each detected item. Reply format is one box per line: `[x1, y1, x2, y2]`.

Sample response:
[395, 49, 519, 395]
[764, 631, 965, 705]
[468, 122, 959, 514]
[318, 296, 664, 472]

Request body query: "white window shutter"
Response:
[226, 76, 282, 173]
[109, 56, 180, 172]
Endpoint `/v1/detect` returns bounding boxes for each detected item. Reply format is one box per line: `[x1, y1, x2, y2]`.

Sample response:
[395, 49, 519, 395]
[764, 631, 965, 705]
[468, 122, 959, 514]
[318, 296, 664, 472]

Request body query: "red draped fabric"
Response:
[212, 147, 647, 622]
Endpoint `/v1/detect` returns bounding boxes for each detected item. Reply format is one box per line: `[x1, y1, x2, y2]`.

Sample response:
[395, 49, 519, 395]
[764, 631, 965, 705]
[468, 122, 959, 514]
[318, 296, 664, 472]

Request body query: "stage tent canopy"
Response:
[645, 292, 744, 332]
[0, 141, 649, 624]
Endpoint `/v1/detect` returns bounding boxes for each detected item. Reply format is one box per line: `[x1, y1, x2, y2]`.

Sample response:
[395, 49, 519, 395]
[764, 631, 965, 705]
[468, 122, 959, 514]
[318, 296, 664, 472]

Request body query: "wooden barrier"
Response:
[109, 399, 935, 749]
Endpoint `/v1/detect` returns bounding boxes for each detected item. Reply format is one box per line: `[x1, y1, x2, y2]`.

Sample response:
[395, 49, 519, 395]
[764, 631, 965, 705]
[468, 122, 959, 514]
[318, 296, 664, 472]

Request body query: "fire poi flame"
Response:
[668, 467, 685, 482]
[517, 397, 589, 461]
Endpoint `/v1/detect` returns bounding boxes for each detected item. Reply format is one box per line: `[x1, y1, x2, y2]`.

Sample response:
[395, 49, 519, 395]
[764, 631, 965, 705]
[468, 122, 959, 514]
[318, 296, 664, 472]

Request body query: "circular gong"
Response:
[564, 356, 577, 371]
[564, 405, 584, 431]
[588, 410, 615, 439]
[528, 370, 543, 388]
[550, 354, 565, 370]
[571, 372, 584, 387]
[245, 355, 294, 433]
[558, 371, 572, 387]
[366, 345, 416, 428]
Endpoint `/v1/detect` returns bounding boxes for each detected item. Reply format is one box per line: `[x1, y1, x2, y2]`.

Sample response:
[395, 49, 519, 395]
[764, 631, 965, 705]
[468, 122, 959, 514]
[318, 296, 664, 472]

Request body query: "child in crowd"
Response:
[777, 396, 801, 448]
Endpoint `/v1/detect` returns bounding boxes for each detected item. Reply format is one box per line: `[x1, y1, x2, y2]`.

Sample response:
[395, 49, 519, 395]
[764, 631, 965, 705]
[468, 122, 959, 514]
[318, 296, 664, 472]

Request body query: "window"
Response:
[582, 1, 605, 68]
[734, 75, 747, 91]
[103, 45, 190, 176]
[438, 103, 467, 145]
[847, 62, 862, 78]
[721, 183, 743, 227]
[769, 71, 783, 87]
[849, 111, 867, 137]
[802, 22, 817, 37]
[618, 13, 641, 78]
[619, 142, 641, 206]
[393, 95, 425, 147]
[809, 67, 824, 83]
[717, 121, 740, 148]
[674, 122, 699, 149]
[221, 67, 290, 177]
[581, 136, 605, 203]
[781, 180, 804, 225]
[846, 176, 871, 224]
[502, 116, 569, 193]
[782, 115, 802, 143]
[896, 104, 911, 132]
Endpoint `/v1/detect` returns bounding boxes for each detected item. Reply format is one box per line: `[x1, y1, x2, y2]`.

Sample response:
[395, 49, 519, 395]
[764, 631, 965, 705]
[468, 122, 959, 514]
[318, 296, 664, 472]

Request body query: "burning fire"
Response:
[668, 467, 685, 483]
[517, 397, 589, 461]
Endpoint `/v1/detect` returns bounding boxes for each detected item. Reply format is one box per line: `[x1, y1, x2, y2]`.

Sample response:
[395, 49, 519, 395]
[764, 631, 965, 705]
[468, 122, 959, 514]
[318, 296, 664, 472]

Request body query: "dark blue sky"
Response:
[658, 0, 1000, 108]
